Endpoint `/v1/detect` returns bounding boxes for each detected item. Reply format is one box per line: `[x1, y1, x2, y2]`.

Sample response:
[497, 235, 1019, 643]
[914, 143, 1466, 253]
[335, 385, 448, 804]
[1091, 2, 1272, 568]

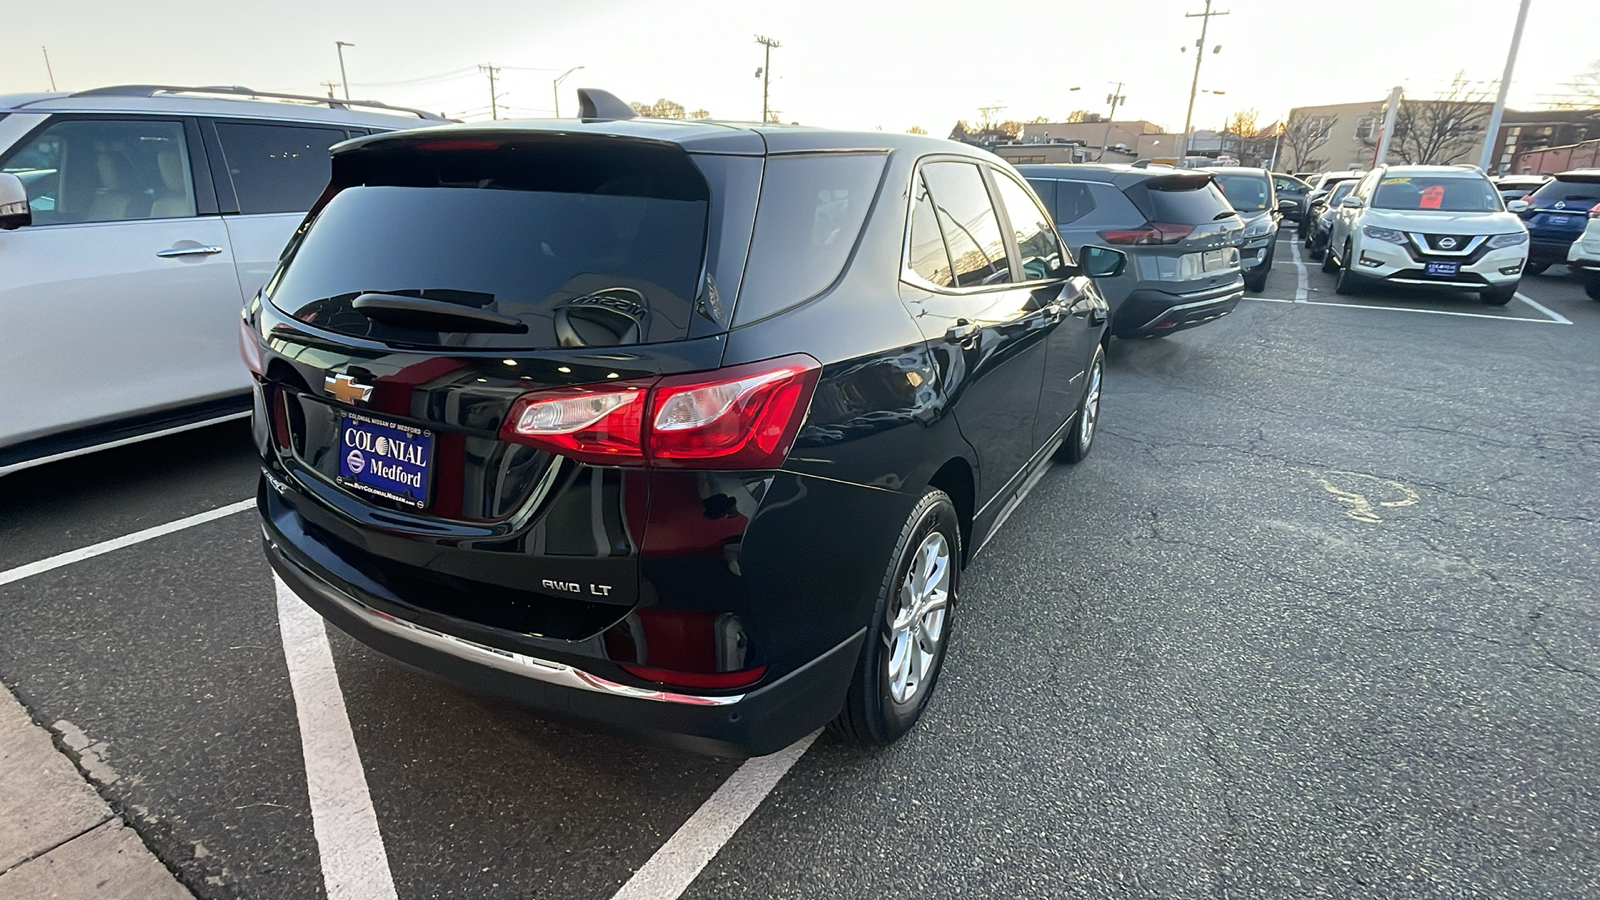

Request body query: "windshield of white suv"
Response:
[1371, 176, 1502, 213]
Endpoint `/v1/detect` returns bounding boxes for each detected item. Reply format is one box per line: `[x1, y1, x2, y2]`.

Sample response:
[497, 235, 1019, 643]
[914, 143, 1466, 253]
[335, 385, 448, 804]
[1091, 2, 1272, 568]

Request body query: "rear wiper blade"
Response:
[352, 293, 528, 333]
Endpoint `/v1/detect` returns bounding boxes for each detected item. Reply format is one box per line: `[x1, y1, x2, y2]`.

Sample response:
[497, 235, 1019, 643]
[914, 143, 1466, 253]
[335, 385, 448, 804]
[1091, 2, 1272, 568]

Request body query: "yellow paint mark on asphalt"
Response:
[1312, 470, 1420, 523]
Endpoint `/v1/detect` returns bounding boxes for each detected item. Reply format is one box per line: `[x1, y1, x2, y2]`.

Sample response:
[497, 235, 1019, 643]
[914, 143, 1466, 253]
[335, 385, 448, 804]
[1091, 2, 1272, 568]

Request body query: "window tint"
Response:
[991, 173, 1067, 281]
[920, 162, 1008, 288]
[269, 140, 712, 350]
[1211, 172, 1273, 212]
[1054, 180, 1098, 224]
[1529, 177, 1600, 206]
[1141, 178, 1235, 223]
[906, 172, 954, 286]
[0, 118, 194, 224]
[214, 122, 346, 214]
[736, 153, 886, 321]
[1027, 178, 1056, 216]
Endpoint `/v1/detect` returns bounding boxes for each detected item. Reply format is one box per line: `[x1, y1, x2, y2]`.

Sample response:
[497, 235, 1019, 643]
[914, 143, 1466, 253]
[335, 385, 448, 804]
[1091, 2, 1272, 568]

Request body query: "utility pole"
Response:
[1479, 0, 1532, 173]
[41, 46, 57, 91]
[755, 35, 780, 123]
[320, 81, 340, 99]
[335, 41, 354, 100]
[478, 64, 505, 120]
[1180, 0, 1228, 157]
[1097, 82, 1126, 161]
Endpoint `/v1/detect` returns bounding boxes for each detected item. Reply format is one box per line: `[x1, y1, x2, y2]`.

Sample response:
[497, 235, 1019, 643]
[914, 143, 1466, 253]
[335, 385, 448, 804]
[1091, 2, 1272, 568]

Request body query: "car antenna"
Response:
[576, 88, 636, 121]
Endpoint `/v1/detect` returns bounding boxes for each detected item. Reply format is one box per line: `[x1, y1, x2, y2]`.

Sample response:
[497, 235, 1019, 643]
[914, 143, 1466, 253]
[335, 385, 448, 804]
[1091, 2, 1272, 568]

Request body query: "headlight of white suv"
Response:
[1487, 232, 1529, 248]
[1243, 217, 1274, 239]
[1362, 225, 1408, 245]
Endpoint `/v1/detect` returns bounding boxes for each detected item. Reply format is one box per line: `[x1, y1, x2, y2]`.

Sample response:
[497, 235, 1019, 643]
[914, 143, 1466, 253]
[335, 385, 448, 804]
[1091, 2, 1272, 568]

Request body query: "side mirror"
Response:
[1079, 245, 1127, 279]
[1277, 199, 1299, 213]
[1506, 199, 1530, 213]
[1339, 195, 1363, 209]
[0, 173, 31, 231]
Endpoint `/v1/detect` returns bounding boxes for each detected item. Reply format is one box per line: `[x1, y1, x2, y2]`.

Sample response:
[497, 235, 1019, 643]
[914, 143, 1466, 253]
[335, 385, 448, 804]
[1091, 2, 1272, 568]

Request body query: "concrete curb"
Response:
[0, 683, 192, 900]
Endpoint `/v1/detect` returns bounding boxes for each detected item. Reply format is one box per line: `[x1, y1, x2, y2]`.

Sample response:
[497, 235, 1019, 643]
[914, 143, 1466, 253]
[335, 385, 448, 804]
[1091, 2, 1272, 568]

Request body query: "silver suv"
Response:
[1017, 164, 1245, 337]
[0, 85, 446, 475]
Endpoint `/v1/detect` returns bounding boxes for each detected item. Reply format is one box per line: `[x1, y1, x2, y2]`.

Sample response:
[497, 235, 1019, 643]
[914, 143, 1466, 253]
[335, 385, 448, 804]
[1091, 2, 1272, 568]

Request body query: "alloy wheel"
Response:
[885, 531, 952, 705]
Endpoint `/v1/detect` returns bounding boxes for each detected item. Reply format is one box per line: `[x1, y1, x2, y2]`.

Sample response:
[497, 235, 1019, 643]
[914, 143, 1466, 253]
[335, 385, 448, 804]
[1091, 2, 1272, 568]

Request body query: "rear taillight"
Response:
[619, 663, 768, 690]
[500, 354, 821, 469]
[502, 385, 648, 463]
[239, 318, 264, 377]
[1097, 221, 1196, 245]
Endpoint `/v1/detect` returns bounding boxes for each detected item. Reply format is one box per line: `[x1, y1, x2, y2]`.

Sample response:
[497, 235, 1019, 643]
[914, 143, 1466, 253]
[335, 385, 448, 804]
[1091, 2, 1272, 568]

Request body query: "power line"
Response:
[351, 66, 478, 88]
[479, 64, 505, 120]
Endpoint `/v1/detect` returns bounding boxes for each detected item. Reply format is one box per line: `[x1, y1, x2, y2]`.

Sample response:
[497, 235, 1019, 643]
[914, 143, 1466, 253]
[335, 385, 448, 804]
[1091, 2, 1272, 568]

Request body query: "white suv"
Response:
[1568, 210, 1600, 301]
[1322, 164, 1529, 305]
[0, 85, 446, 476]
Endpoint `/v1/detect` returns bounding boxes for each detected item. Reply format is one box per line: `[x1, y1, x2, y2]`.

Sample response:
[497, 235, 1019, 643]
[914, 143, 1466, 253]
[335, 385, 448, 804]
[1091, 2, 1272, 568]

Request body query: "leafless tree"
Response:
[629, 98, 688, 119]
[1281, 111, 1336, 172]
[1065, 110, 1089, 124]
[906, 125, 928, 135]
[1361, 74, 1493, 165]
[1222, 108, 1259, 138]
[689, 108, 711, 119]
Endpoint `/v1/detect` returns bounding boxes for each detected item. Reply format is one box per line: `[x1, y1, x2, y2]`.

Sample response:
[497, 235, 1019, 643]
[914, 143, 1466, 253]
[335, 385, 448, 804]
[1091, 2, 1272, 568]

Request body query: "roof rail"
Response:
[57, 84, 449, 121]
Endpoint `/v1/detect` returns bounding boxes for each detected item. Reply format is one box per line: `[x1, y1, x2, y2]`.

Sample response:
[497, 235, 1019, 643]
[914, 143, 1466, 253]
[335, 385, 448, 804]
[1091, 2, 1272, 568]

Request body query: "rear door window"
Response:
[920, 161, 1009, 288]
[990, 172, 1068, 281]
[213, 121, 346, 214]
[0, 117, 195, 224]
[267, 138, 711, 350]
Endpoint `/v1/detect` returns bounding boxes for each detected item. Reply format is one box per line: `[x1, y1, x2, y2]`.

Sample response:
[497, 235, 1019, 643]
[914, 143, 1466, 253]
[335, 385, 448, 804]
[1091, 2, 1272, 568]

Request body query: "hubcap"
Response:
[1080, 359, 1102, 449]
[884, 531, 951, 705]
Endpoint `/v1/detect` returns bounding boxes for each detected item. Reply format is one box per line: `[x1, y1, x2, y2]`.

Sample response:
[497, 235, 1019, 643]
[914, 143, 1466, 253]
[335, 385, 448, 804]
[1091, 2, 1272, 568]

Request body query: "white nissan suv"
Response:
[1322, 164, 1529, 305]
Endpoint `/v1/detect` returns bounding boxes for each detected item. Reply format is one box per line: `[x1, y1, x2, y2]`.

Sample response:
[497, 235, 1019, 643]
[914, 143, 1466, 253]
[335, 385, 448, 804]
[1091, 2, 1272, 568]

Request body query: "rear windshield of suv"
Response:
[1528, 176, 1600, 207]
[1371, 176, 1501, 212]
[1137, 176, 1235, 223]
[1211, 172, 1273, 213]
[266, 138, 710, 350]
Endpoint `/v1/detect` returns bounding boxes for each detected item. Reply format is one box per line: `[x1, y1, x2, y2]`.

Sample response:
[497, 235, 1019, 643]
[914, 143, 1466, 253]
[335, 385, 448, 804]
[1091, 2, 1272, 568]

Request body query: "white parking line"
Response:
[610, 731, 819, 900]
[1515, 291, 1574, 324]
[275, 576, 399, 900]
[1243, 296, 1560, 324]
[0, 499, 255, 587]
[1287, 234, 1309, 302]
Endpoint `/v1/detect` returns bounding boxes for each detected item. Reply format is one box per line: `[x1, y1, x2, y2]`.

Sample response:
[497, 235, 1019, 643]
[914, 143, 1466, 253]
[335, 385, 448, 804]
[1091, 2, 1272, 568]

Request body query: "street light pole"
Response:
[1180, 0, 1228, 157]
[335, 41, 354, 101]
[1478, 0, 1532, 173]
[1098, 81, 1126, 161]
[552, 66, 585, 118]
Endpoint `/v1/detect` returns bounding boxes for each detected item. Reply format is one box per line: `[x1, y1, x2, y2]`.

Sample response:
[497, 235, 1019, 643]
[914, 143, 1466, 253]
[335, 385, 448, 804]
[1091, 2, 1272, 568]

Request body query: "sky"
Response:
[5, 0, 1596, 134]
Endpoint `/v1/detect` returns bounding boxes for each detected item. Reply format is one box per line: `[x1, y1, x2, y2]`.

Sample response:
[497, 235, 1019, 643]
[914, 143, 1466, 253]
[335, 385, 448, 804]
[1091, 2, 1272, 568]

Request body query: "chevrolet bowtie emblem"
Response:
[325, 372, 374, 404]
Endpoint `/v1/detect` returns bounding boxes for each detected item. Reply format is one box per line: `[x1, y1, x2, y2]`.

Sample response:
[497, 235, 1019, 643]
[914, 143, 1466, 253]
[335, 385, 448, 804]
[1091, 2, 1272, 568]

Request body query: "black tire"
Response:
[1056, 345, 1104, 464]
[829, 488, 961, 746]
[1480, 284, 1516, 306]
[1244, 265, 1269, 293]
[1524, 262, 1549, 276]
[1583, 273, 1600, 301]
[1321, 239, 1340, 274]
[1334, 244, 1362, 295]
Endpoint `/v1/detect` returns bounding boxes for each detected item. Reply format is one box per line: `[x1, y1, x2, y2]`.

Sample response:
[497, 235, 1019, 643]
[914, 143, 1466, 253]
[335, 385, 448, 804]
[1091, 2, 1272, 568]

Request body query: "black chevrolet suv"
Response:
[251, 91, 1120, 756]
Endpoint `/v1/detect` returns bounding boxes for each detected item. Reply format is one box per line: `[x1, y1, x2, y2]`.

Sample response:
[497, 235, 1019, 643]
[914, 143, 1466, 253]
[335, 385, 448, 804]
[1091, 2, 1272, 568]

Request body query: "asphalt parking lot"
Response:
[2, 231, 1596, 899]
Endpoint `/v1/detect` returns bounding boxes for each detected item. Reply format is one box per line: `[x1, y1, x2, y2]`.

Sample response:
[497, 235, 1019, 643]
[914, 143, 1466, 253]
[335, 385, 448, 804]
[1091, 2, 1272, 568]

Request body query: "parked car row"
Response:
[1506, 169, 1600, 274]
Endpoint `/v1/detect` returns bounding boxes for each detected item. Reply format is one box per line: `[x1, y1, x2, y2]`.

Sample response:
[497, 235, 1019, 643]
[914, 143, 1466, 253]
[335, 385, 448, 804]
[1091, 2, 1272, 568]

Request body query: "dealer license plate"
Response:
[1547, 215, 1572, 226]
[336, 413, 434, 509]
[1425, 262, 1460, 277]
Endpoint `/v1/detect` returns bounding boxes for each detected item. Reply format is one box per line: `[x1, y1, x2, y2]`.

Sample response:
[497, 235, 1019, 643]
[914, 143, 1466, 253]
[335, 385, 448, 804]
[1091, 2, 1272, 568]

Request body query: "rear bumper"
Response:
[1529, 237, 1578, 265]
[265, 508, 862, 757]
[1114, 278, 1243, 336]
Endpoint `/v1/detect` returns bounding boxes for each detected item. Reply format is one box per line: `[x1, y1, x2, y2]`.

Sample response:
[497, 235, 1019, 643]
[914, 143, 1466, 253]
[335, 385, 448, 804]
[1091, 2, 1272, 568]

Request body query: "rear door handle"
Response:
[156, 245, 224, 258]
[945, 319, 980, 347]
